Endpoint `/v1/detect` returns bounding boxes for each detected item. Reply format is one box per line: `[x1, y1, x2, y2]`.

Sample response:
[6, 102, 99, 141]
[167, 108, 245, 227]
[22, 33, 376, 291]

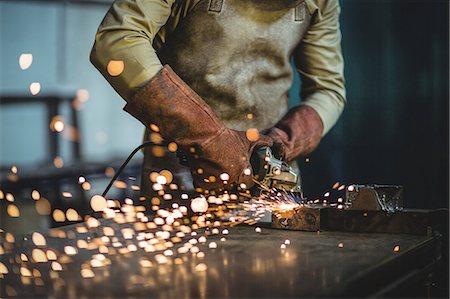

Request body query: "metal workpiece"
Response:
[269, 184, 407, 233]
[0, 225, 442, 298]
[270, 205, 446, 236]
[345, 184, 403, 212]
[271, 204, 323, 231]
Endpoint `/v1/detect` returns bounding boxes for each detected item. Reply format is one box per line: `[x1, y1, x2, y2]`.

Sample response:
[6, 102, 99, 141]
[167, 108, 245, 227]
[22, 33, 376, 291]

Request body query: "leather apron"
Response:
[141, 0, 312, 199]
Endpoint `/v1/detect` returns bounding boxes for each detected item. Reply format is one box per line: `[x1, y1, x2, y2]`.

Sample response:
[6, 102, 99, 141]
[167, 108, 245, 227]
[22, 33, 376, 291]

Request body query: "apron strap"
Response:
[295, 2, 306, 22]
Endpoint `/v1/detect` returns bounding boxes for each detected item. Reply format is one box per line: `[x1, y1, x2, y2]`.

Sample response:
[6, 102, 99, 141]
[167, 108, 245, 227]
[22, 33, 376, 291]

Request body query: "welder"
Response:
[90, 0, 346, 198]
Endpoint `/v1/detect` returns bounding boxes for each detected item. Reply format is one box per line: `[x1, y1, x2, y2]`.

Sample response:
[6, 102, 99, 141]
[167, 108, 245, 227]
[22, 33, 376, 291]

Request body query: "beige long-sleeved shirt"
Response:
[91, 0, 346, 134]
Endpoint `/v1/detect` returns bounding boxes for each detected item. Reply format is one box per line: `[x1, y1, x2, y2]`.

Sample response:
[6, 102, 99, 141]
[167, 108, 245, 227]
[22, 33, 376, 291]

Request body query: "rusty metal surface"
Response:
[0, 224, 441, 298]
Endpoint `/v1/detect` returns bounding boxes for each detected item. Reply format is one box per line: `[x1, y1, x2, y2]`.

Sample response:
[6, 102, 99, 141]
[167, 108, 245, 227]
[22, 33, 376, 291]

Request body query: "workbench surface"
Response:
[0, 224, 441, 298]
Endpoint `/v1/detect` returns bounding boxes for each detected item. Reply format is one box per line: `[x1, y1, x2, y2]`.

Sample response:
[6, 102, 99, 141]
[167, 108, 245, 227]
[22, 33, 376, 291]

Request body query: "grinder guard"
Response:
[250, 146, 303, 198]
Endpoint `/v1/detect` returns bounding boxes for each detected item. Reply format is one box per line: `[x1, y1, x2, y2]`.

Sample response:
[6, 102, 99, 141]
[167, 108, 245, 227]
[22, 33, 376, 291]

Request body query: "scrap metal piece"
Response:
[270, 184, 446, 235]
[271, 205, 323, 231]
[345, 184, 403, 212]
[271, 207, 446, 235]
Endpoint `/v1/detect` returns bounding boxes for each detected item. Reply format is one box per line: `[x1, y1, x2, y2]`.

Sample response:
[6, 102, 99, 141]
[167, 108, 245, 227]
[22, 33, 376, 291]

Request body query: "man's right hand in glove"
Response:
[124, 65, 272, 192]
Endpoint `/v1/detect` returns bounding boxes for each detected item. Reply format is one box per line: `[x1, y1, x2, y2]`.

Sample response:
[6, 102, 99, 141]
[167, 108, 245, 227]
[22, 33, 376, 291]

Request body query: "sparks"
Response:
[19, 53, 33, 70]
[29, 82, 41, 95]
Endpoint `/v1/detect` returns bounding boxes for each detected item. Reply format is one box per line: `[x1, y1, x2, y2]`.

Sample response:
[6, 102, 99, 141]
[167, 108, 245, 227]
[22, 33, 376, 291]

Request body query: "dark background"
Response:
[296, 0, 449, 209]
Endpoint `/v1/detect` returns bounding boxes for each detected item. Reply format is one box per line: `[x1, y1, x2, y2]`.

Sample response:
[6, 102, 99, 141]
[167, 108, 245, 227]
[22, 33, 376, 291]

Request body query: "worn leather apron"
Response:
[141, 0, 312, 199]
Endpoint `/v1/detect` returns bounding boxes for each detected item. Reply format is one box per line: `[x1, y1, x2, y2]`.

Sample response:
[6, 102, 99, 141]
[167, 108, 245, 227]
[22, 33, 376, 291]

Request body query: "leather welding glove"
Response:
[267, 105, 324, 162]
[124, 65, 273, 192]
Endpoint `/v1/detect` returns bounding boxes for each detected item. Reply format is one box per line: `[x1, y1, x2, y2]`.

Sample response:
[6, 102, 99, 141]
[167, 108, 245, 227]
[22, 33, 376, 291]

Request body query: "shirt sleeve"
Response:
[90, 0, 176, 101]
[295, 0, 346, 135]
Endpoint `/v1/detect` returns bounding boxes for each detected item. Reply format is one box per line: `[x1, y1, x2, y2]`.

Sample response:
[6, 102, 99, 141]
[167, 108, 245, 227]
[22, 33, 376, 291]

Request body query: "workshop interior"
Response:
[0, 0, 449, 298]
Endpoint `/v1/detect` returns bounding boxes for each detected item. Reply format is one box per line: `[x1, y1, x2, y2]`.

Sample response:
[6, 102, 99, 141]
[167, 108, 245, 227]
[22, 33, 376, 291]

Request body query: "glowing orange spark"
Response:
[51, 262, 62, 271]
[20, 267, 32, 277]
[46, 250, 57, 260]
[113, 181, 127, 189]
[6, 193, 14, 202]
[19, 53, 33, 70]
[105, 167, 115, 177]
[191, 197, 208, 213]
[107, 60, 124, 77]
[156, 175, 167, 185]
[160, 170, 173, 184]
[139, 259, 153, 268]
[168, 142, 178, 152]
[66, 208, 79, 221]
[31, 190, 40, 200]
[86, 217, 100, 228]
[7, 204, 20, 217]
[195, 263, 207, 272]
[36, 198, 51, 215]
[81, 268, 95, 278]
[52, 209, 65, 222]
[76, 89, 90, 102]
[90, 195, 107, 212]
[64, 246, 77, 256]
[53, 156, 64, 168]
[32, 249, 47, 263]
[50, 116, 65, 132]
[246, 128, 260, 142]
[29, 82, 41, 95]
[82, 182, 91, 190]
[0, 262, 8, 274]
[32, 232, 46, 246]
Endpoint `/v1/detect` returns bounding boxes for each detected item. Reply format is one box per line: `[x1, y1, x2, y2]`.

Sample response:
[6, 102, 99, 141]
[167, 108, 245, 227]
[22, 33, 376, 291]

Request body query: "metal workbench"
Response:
[0, 221, 444, 298]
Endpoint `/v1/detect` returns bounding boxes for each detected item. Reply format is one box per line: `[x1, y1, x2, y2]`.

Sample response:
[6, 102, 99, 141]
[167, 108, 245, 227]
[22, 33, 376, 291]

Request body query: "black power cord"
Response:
[101, 141, 169, 197]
